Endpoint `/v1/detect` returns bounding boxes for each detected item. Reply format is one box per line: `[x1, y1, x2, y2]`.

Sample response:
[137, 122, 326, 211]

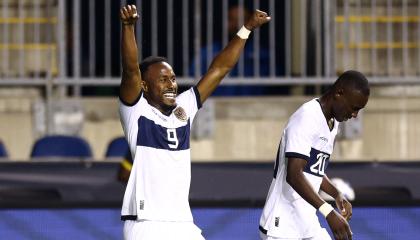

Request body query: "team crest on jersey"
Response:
[174, 107, 187, 121]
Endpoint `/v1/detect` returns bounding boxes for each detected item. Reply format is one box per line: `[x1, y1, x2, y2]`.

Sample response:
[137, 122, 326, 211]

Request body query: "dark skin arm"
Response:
[196, 10, 270, 103]
[120, 5, 142, 105]
[321, 175, 353, 221]
[287, 158, 353, 240]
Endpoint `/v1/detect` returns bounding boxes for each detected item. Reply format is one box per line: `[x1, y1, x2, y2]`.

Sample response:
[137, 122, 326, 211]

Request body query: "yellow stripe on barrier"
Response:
[336, 42, 419, 49]
[0, 17, 57, 24]
[0, 43, 56, 50]
[335, 15, 420, 23]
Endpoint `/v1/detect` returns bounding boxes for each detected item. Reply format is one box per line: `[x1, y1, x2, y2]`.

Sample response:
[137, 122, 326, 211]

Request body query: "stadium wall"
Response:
[0, 86, 420, 161]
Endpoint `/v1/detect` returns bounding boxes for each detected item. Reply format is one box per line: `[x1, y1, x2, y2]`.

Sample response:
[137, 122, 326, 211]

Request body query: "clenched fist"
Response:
[244, 9, 271, 31]
[120, 5, 139, 25]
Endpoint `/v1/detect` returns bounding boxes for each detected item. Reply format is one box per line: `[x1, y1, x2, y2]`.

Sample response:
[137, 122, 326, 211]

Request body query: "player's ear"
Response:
[141, 80, 148, 92]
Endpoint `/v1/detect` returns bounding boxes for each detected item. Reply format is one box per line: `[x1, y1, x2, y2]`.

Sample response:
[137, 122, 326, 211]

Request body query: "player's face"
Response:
[144, 62, 178, 113]
[333, 88, 369, 122]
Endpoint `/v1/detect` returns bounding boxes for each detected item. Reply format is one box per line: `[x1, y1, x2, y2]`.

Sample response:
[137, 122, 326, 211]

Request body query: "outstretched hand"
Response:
[244, 9, 271, 31]
[120, 5, 139, 25]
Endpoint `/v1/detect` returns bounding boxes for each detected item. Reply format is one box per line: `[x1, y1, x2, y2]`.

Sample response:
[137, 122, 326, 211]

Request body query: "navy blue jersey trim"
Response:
[121, 215, 137, 221]
[273, 146, 280, 179]
[303, 148, 330, 177]
[285, 152, 310, 161]
[259, 225, 268, 234]
[137, 116, 190, 151]
[119, 91, 142, 107]
[193, 86, 202, 109]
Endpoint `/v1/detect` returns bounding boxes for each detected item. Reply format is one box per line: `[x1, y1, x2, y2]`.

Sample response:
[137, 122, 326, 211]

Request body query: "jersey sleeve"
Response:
[176, 86, 202, 122]
[284, 112, 318, 161]
[119, 94, 144, 157]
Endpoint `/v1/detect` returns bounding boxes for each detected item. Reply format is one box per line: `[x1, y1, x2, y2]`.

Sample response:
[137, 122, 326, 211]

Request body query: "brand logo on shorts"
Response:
[174, 107, 187, 122]
[139, 200, 144, 210]
[275, 217, 280, 227]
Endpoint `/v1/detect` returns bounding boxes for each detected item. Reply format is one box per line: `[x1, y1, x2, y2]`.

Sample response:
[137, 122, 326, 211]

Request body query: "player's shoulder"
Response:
[285, 99, 322, 133]
[120, 92, 147, 109]
[119, 94, 156, 125]
[291, 99, 321, 121]
[176, 87, 195, 100]
[176, 87, 201, 108]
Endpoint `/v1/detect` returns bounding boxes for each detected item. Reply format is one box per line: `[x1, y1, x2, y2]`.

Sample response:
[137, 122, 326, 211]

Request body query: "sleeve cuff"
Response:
[119, 92, 142, 107]
[193, 86, 202, 109]
[285, 152, 310, 161]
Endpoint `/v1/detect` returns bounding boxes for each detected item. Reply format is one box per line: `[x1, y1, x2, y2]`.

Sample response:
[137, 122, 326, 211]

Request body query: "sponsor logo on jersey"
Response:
[275, 217, 280, 227]
[174, 107, 188, 122]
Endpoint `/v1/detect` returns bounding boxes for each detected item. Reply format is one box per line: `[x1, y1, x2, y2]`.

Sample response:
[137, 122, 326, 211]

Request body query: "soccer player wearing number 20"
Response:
[259, 71, 370, 240]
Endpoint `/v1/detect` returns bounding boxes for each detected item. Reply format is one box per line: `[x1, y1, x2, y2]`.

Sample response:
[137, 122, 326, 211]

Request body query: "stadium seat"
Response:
[105, 137, 129, 158]
[0, 140, 8, 158]
[30, 135, 92, 158]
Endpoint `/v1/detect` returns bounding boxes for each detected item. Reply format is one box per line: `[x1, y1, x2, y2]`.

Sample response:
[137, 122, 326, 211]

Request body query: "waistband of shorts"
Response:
[121, 215, 137, 221]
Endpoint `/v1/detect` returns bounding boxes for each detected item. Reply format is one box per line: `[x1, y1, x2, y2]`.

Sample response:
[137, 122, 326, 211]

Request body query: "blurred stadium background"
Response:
[1, 0, 420, 239]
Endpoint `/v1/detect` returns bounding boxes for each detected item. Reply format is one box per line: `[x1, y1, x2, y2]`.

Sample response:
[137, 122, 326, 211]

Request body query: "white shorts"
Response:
[259, 228, 331, 240]
[123, 220, 205, 240]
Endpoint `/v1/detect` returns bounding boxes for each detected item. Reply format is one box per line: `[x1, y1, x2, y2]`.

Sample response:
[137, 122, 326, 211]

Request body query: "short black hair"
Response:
[334, 70, 370, 96]
[139, 56, 167, 78]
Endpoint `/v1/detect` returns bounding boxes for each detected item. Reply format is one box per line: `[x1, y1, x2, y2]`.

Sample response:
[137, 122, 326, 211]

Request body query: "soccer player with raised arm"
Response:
[259, 71, 370, 240]
[119, 5, 270, 240]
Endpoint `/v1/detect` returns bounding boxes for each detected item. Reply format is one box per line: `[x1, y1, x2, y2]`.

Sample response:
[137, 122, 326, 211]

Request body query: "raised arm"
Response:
[196, 9, 270, 103]
[120, 5, 142, 104]
[287, 158, 353, 240]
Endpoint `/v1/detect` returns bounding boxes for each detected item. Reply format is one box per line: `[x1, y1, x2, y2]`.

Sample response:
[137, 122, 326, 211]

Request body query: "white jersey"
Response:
[119, 87, 201, 222]
[259, 98, 339, 238]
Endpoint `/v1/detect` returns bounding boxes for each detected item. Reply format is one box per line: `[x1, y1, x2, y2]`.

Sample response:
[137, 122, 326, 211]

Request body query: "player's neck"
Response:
[154, 104, 174, 116]
[318, 94, 334, 122]
[144, 95, 175, 116]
